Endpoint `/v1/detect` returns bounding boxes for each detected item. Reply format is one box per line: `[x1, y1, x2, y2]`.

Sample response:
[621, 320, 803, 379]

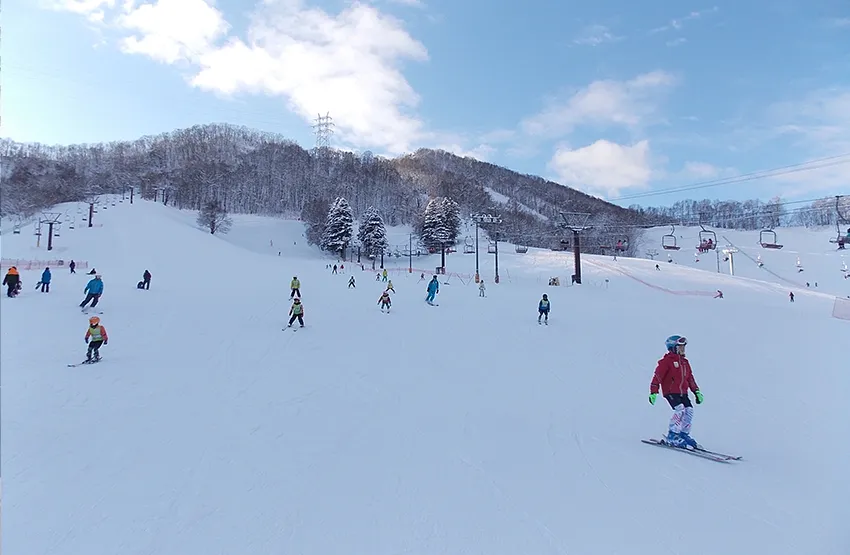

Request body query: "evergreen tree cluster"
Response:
[357, 206, 390, 258]
[320, 197, 354, 256]
[420, 197, 461, 249]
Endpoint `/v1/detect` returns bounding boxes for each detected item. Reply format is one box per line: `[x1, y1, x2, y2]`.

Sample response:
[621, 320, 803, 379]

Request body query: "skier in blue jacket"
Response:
[39, 267, 51, 293]
[80, 274, 104, 311]
[426, 275, 440, 304]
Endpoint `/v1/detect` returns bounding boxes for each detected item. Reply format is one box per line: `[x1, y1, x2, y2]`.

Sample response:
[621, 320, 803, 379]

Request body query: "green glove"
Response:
[649, 393, 657, 405]
[695, 390, 704, 404]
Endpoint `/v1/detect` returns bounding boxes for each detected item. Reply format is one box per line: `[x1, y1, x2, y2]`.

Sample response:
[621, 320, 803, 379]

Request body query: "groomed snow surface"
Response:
[1, 200, 848, 555]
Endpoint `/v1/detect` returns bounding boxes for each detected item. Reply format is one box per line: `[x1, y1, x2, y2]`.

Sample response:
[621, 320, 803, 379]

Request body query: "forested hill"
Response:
[0, 123, 648, 250]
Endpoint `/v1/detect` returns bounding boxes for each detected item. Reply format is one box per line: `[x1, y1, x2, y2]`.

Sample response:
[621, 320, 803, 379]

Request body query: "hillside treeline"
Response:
[1, 123, 845, 253]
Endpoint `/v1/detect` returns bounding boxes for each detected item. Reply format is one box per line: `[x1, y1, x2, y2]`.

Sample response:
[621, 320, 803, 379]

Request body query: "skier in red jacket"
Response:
[649, 335, 704, 449]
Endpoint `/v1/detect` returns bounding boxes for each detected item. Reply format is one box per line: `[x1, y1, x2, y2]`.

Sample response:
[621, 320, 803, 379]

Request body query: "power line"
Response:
[608, 152, 850, 202]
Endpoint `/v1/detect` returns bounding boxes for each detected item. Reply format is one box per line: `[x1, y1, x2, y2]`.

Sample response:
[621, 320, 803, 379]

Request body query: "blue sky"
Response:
[3, 0, 849, 207]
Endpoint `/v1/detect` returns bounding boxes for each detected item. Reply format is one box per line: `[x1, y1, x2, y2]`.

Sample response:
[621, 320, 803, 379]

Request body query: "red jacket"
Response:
[650, 352, 698, 396]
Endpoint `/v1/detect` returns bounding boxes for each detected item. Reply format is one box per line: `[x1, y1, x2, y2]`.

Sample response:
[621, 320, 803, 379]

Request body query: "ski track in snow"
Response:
[1, 200, 847, 555]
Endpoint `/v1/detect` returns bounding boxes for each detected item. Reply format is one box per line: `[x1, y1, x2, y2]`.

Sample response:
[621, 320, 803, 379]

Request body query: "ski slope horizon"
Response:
[1, 199, 848, 554]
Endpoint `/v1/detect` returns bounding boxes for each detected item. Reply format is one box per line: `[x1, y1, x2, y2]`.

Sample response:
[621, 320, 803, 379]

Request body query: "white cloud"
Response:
[117, 0, 230, 64]
[385, 0, 425, 7]
[766, 88, 850, 193]
[43, 0, 116, 15]
[650, 6, 718, 34]
[435, 143, 495, 161]
[45, 0, 431, 155]
[666, 37, 687, 47]
[548, 139, 654, 197]
[572, 24, 623, 46]
[521, 71, 677, 138]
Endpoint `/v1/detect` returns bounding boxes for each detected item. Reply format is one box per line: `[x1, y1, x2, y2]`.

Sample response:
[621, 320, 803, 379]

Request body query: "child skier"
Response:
[290, 276, 301, 298]
[538, 294, 550, 324]
[479, 280, 486, 297]
[385, 280, 395, 293]
[40, 267, 51, 293]
[378, 291, 392, 312]
[288, 298, 305, 327]
[84, 316, 108, 362]
[649, 335, 704, 449]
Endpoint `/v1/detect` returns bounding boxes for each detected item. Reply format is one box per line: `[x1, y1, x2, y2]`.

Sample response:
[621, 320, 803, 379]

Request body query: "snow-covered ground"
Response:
[1, 200, 847, 555]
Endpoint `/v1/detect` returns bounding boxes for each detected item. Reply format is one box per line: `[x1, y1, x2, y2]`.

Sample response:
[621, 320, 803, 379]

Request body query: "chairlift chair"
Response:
[12, 226, 21, 235]
[463, 237, 475, 254]
[515, 245, 528, 253]
[697, 220, 717, 251]
[759, 229, 783, 249]
[615, 238, 628, 252]
[661, 225, 680, 250]
[487, 241, 497, 254]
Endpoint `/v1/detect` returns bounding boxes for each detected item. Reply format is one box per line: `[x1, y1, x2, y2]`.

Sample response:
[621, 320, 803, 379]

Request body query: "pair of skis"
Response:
[68, 358, 103, 368]
[641, 438, 742, 463]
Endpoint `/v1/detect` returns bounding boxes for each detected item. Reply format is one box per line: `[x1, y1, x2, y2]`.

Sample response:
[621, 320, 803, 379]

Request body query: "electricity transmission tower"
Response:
[312, 112, 334, 149]
[559, 212, 592, 284]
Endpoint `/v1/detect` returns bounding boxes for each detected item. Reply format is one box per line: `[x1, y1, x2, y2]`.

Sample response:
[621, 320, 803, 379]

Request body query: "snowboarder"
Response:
[80, 274, 104, 311]
[142, 270, 152, 290]
[3, 266, 20, 297]
[290, 276, 301, 298]
[538, 294, 550, 324]
[378, 291, 392, 312]
[69, 260, 76, 274]
[40, 267, 51, 293]
[84, 315, 108, 362]
[348, 276, 356, 288]
[385, 280, 395, 293]
[88, 268, 97, 275]
[288, 298, 305, 327]
[649, 335, 704, 449]
[479, 280, 486, 297]
[426, 275, 439, 304]
[714, 290, 723, 299]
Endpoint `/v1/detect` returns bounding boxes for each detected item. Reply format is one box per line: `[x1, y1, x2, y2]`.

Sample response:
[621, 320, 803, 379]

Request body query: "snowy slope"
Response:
[1, 202, 848, 555]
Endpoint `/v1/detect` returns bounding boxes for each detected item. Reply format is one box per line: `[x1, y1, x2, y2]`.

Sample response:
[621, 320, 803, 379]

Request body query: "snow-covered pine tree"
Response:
[321, 197, 354, 256]
[421, 197, 446, 250]
[358, 206, 389, 259]
[441, 197, 461, 246]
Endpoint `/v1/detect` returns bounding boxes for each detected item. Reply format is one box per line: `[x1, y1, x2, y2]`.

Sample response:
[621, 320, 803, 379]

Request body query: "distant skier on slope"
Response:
[649, 335, 704, 450]
[538, 294, 550, 324]
[479, 280, 486, 297]
[426, 275, 439, 304]
[385, 280, 395, 293]
[290, 276, 301, 298]
[39, 267, 52, 293]
[287, 298, 305, 327]
[378, 291, 392, 312]
[84, 315, 108, 362]
[348, 276, 356, 288]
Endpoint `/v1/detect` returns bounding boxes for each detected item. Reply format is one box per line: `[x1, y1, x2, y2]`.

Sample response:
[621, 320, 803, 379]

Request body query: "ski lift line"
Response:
[609, 154, 850, 201]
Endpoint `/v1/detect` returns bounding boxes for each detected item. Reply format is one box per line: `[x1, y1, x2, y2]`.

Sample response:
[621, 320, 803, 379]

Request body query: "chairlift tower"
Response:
[721, 246, 738, 276]
[471, 213, 502, 283]
[559, 212, 592, 284]
[38, 212, 63, 251]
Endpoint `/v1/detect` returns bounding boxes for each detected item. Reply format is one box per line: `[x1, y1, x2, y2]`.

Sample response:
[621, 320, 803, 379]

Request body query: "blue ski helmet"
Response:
[665, 335, 687, 352]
